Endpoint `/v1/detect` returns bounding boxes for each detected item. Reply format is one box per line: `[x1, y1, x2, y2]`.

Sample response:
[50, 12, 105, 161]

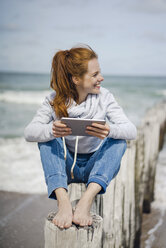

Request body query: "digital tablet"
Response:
[61, 117, 106, 136]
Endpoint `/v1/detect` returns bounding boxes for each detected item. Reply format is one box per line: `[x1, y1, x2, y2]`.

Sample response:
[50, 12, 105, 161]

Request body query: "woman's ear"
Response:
[72, 76, 81, 86]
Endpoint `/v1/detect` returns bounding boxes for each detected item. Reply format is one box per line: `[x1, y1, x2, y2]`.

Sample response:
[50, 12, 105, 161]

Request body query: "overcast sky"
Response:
[0, 0, 166, 76]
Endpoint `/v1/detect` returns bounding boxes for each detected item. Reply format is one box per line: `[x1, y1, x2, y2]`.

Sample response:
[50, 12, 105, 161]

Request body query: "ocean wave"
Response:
[156, 89, 166, 97]
[0, 137, 47, 194]
[152, 138, 166, 210]
[0, 90, 51, 105]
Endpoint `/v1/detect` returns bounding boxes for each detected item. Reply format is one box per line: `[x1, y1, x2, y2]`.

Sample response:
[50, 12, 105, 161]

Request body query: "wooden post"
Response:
[44, 212, 103, 248]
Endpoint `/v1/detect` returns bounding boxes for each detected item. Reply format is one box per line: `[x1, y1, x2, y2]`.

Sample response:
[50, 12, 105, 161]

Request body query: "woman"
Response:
[24, 44, 137, 229]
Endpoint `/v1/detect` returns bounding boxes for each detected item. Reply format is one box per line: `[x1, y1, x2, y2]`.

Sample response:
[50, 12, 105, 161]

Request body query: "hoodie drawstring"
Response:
[62, 136, 79, 179]
[62, 136, 67, 160]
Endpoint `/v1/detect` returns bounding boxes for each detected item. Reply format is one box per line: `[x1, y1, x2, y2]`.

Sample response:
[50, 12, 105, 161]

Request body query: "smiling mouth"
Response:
[94, 83, 100, 88]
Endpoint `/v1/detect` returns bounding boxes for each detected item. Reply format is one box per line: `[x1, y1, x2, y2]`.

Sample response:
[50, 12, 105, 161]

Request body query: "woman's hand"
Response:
[52, 120, 72, 138]
[86, 123, 110, 139]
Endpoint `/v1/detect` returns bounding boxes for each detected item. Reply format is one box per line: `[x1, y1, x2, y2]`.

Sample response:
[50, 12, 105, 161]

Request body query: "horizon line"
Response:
[0, 70, 166, 78]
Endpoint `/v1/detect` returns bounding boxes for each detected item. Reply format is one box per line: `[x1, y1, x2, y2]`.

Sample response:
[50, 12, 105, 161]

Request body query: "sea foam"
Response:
[0, 90, 51, 105]
[0, 137, 47, 194]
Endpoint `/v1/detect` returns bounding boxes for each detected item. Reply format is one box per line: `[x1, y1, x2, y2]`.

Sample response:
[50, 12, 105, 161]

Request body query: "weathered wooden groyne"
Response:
[45, 99, 166, 248]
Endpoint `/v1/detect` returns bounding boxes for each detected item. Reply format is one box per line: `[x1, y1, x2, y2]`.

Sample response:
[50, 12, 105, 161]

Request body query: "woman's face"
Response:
[75, 58, 104, 96]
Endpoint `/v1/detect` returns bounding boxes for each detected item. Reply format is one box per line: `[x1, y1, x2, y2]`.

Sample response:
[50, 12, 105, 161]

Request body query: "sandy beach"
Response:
[0, 191, 57, 248]
[141, 208, 166, 248]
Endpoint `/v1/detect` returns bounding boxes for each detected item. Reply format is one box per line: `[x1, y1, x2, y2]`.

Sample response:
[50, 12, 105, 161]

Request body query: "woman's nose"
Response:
[99, 74, 104, 81]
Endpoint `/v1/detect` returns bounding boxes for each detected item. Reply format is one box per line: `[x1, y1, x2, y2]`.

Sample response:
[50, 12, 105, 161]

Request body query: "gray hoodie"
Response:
[24, 86, 137, 154]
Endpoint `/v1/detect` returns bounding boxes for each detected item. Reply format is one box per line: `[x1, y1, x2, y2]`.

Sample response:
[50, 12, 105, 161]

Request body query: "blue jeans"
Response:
[38, 137, 127, 200]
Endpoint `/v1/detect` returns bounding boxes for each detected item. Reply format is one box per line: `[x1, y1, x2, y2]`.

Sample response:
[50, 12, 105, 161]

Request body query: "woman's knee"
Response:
[38, 139, 59, 151]
[38, 140, 53, 151]
[121, 139, 127, 150]
[38, 138, 62, 151]
[106, 138, 127, 156]
[117, 139, 127, 154]
[107, 137, 127, 147]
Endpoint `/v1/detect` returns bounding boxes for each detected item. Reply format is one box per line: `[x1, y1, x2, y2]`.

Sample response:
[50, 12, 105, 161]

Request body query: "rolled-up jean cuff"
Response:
[47, 174, 68, 200]
[86, 177, 107, 194]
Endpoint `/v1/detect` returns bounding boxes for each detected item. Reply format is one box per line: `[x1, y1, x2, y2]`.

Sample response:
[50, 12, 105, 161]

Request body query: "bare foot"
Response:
[52, 188, 73, 229]
[72, 183, 102, 227]
[73, 200, 93, 226]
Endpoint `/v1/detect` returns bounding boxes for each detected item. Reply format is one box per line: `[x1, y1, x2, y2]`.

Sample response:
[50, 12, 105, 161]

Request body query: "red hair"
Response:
[50, 44, 98, 118]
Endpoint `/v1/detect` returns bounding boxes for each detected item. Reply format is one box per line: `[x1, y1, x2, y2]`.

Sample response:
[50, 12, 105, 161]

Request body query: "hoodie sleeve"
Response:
[106, 91, 137, 140]
[24, 95, 56, 142]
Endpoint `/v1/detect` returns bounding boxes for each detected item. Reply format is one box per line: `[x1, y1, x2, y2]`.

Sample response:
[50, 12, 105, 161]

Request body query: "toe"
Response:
[52, 218, 57, 225]
[64, 222, 71, 228]
[80, 219, 86, 226]
[56, 219, 60, 227]
[88, 219, 92, 225]
[73, 216, 79, 225]
[53, 218, 59, 226]
[85, 221, 89, 226]
[59, 220, 65, 229]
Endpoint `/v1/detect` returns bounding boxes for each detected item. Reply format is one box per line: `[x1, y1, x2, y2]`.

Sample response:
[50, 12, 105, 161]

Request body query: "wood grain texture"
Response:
[44, 212, 103, 248]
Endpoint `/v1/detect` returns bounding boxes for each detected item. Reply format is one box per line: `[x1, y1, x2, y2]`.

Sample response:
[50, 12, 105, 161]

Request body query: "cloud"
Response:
[141, 32, 166, 43]
[0, 23, 22, 32]
[121, 0, 166, 14]
[52, 23, 106, 38]
[52, 23, 104, 32]
[0, 0, 166, 75]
